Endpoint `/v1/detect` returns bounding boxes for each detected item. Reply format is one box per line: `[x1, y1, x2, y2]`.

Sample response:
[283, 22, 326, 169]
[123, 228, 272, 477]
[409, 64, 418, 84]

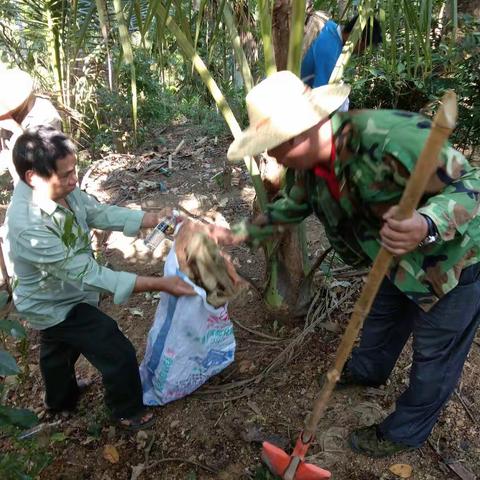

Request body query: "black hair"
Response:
[344, 14, 382, 45]
[13, 125, 75, 182]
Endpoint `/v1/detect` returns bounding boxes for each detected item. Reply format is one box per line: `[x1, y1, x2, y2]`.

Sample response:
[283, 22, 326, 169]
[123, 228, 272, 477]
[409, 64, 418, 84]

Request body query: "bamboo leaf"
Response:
[71, 2, 95, 65]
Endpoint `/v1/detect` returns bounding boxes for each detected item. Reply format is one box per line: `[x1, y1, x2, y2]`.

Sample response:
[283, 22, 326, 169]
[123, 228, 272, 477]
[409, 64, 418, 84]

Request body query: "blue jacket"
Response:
[301, 20, 343, 87]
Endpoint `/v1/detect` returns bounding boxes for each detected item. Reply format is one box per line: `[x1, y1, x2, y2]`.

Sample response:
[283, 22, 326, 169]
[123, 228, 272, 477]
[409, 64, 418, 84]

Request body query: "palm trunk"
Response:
[261, 0, 310, 314]
[272, 0, 291, 71]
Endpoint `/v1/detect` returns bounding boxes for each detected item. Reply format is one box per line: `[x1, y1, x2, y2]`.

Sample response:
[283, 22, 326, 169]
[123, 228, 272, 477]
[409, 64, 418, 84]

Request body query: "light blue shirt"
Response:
[4, 181, 144, 329]
[301, 20, 343, 87]
[301, 20, 350, 111]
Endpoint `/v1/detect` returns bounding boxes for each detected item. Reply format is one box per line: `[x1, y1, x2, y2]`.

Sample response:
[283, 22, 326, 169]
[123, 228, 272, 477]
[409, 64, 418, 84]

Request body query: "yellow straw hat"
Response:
[227, 71, 350, 161]
[0, 69, 34, 117]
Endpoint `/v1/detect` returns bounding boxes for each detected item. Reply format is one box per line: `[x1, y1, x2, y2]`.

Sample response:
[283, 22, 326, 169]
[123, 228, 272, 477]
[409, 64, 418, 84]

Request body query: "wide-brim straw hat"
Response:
[227, 70, 350, 161]
[0, 69, 34, 117]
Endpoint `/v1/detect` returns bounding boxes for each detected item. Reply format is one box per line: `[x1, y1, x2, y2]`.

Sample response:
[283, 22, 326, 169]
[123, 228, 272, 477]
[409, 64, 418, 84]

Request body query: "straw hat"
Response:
[0, 69, 34, 117]
[227, 71, 350, 161]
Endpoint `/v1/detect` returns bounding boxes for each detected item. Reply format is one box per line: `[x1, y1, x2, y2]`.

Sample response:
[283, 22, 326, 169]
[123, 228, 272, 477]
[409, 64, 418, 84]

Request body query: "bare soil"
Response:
[1, 123, 479, 480]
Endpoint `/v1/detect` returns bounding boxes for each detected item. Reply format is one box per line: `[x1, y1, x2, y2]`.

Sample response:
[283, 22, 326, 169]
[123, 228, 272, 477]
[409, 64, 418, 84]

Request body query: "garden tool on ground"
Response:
[261, 90, 458, 480]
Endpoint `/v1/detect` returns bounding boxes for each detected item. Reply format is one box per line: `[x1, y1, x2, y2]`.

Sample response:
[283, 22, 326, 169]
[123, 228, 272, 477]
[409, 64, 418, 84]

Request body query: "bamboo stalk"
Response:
[286, 0, 307, 75]
[328, 1, 373, 84]
[258, 0, 276, 76]
[113, 0, 138, 139]
[206, 0, 227, 65]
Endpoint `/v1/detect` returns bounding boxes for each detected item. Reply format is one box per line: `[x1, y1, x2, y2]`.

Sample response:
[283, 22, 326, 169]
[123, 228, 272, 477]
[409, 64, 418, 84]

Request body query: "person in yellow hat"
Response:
[0, 69, 62, 183]
[227, 70, 480, 457]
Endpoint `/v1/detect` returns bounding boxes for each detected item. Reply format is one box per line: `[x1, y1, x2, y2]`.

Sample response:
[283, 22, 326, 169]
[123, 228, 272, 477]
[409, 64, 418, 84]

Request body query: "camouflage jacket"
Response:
[255, 110, 480, 311]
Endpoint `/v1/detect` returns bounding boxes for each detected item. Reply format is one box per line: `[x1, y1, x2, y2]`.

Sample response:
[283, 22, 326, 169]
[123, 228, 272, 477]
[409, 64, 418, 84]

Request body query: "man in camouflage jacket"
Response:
[227, 71, 480, 457]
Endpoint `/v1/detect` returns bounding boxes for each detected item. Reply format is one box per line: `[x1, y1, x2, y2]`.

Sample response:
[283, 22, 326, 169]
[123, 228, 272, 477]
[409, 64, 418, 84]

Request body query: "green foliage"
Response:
[0, 319, 27, 339]
[0, 0, 477, 160]
[0, 405, 38, 429]
[0, 430, 51, 480]
[348, 14, 480, 152]
[0, 349, 19, 376]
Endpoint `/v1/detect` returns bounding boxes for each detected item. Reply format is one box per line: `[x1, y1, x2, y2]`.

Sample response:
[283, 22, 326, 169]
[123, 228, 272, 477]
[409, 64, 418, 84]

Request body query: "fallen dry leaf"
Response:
[136, 430, 149, 450]
[103, 444, 120, 464]
[130, 464, 145, 480]
[389, 463, 413, 478]
[238, 359, 256, 373]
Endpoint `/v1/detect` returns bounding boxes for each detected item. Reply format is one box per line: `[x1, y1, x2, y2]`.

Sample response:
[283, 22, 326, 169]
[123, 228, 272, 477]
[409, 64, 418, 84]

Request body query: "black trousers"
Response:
[39, 303, 143, 419]
[349, 263, 480, 447]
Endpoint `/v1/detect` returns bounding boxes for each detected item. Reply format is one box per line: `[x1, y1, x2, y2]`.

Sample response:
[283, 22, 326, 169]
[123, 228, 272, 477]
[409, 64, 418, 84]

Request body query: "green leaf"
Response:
[0, 405, 38, 428]
[45, 226, 61, 238]
[0, 319, 27, 339]
[0, 290, 9, 309]
[61, 214, 75, 248]
[50, 432, 67, 442]
[0, 348, 20, 375]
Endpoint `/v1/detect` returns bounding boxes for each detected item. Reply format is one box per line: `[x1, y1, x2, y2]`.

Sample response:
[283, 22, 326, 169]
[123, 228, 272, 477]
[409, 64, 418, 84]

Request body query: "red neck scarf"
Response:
[312, 135, 340, 201]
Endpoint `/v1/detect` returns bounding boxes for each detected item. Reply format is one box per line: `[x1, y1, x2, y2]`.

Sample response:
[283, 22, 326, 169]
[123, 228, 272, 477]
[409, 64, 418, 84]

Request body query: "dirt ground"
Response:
[1, 123, 480, 480]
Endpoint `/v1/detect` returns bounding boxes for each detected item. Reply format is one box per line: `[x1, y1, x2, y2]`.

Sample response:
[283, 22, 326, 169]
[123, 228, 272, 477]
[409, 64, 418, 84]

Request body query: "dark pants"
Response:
[348, 263, 480, 447]
[40, 303, 144, 420]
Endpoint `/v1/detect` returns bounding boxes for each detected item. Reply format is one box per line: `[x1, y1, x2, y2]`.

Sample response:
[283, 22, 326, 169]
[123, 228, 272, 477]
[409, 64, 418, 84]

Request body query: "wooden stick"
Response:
[303, 91, 458, 439]
[168, 139, 185, 168]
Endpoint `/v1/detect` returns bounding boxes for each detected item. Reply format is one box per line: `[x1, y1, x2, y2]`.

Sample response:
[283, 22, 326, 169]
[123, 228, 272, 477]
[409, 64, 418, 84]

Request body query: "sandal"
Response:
[116, 410, 155, 431]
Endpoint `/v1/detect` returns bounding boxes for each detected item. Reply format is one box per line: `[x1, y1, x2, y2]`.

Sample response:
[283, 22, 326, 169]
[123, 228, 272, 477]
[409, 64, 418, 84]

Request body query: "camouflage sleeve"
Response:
[417, 144, 480, 241]
[264, 169, 313, 224]
[233, 169, 313, 245]
[266, 184, 312, 224]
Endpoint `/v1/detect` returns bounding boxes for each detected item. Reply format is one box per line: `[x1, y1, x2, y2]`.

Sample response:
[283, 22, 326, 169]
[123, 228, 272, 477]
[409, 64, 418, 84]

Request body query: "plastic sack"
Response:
[140, 242, 236, 406]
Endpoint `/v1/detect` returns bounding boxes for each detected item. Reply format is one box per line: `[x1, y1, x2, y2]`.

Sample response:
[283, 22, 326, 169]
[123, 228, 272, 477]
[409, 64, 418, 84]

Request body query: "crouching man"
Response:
[227, 71, 480, 457]
[3, 125, 194, 430]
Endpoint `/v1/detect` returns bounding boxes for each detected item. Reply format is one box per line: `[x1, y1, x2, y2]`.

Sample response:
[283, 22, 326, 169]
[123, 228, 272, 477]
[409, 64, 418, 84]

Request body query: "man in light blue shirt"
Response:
[4, 126, 195, 430]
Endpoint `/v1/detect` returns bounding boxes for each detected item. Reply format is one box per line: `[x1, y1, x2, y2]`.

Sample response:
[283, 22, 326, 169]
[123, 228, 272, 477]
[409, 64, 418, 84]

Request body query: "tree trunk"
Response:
[272, 0, 291, 71]
[260, 0, 311, 316]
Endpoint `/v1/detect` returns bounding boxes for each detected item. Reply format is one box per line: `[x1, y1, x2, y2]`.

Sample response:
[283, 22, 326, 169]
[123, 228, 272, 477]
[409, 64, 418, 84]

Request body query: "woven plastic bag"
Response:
[140, 241, 236, 406]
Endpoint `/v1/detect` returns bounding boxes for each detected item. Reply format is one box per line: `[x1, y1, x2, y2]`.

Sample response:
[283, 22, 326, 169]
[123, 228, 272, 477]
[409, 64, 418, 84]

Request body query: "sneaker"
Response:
[349, 424, 415, 458]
